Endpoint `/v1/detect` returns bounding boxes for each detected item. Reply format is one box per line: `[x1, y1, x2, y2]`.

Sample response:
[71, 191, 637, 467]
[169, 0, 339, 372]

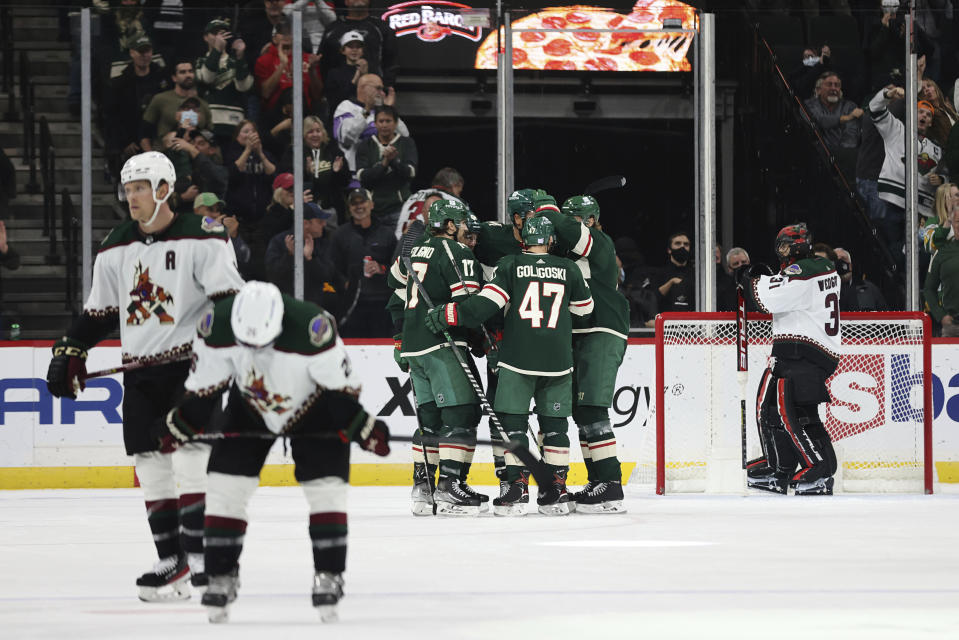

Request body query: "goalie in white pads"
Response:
[45, 151, 244, 600]
[155, 282, 391, 623]
[737, 223, 840, 496]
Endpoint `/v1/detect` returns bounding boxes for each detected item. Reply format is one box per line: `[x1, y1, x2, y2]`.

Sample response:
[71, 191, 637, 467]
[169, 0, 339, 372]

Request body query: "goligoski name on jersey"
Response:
[187, 294, 360, 434]
[84, 213, 244, 363]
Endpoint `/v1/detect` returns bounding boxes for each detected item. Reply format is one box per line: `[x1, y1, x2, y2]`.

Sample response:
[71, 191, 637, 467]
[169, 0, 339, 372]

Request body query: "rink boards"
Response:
[0, 338, 957, 489]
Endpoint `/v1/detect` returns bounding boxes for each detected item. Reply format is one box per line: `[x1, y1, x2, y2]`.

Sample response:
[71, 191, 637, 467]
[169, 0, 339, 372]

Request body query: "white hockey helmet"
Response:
[120, 151, 176, 226]
[231, 281, 284, 347]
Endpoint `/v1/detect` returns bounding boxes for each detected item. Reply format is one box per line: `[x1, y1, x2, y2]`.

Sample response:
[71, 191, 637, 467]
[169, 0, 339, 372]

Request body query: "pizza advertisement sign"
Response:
[383, 1, 697, 73]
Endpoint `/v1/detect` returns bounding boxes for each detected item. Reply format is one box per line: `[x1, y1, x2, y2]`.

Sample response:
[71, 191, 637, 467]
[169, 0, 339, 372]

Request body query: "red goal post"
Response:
[652, 312, 933, 495]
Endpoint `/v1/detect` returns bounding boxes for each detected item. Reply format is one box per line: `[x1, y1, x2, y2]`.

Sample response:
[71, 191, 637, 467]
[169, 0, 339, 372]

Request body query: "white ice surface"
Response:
[1, 486, 958, 639]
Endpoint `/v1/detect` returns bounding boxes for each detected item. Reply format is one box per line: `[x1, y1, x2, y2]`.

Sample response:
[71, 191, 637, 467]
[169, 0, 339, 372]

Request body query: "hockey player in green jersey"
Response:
[533, 191, 629, 513]
[425, 217, 594, 516]
[387, 199, 488, 516]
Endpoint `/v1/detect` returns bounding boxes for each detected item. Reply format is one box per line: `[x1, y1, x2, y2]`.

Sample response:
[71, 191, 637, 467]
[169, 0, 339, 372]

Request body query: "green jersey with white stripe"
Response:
[454, 252, 593, 375]
[388, 235, 480, 357]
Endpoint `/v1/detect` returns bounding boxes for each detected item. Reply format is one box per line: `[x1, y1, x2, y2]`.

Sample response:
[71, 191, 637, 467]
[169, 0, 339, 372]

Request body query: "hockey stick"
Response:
[402, 254, 552, 488]
[81, 353, 192, 382]
[583, 175, 626, 196]
[185, 431, 515, 450]
[440, 238, 499, 355]
[736, 282, 748, 470]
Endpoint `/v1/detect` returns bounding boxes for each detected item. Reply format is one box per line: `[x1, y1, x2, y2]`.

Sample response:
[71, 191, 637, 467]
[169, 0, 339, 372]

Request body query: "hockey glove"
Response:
[532, 190, 558, 213]
[46, 337, 89, 399]
[150, 408, 203, 453]
[393, 334, 409, 372]
[424, 303, 459, 334]
[341, 413, 391, 457]
[734, 263, 774, 288]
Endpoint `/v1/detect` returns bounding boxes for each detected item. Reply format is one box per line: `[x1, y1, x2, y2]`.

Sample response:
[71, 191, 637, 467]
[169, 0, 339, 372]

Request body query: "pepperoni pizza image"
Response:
[474, 1, 696, 72]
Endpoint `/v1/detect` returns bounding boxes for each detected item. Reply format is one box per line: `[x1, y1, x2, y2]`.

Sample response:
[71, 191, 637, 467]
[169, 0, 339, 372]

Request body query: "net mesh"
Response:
[640, 314, 928, 493]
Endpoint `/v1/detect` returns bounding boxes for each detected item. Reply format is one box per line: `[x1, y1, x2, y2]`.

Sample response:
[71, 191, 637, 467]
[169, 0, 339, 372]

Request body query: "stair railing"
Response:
[21, 51, 40, 194]
[61, 188, 80, 314]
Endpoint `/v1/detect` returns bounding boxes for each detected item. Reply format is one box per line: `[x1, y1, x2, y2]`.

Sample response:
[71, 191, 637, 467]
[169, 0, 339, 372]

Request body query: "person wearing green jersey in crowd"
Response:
[533, 191, 629, 514]
[426, 216, 594, 516]
[387, 199, 488, 516]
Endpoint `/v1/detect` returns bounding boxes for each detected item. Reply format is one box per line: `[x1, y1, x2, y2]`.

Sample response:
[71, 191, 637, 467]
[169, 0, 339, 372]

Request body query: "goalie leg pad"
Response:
[135, 452, 181, 560]
[302, 477, 348, 574]
[789, 410, 837, 485]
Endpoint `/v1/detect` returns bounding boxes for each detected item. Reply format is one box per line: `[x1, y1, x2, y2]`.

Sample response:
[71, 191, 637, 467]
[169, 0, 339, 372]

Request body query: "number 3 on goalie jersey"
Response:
[407, 262, 429, 309]
[518, 282, 565, 329]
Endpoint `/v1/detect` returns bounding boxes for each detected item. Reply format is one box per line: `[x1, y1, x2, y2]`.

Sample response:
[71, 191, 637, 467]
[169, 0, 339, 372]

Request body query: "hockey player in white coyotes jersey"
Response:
[45, 152, 245, 601]
[156, 281, 390, 623]
[737, 223, 841, 496]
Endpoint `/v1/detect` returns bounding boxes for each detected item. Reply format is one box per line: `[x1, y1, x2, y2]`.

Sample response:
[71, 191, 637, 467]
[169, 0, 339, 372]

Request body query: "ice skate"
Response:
[201, 569, 239, 623]
[794, 476, 834, 496]
[493, 479, 528, 517]
[433, 477, 481, 516]
[188, 553, 207, 594]
[572, 481, 626, 514]
[312, 571, 344, 622]
[136, 554, 191, 602]
[536, 470, 571, 516]
[747, 471, 788, 495]
[410, 480, 434, 516]
[460, 482, 489, 513]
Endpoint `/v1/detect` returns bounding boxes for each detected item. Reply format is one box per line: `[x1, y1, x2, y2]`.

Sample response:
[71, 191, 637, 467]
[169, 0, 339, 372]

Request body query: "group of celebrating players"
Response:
[41, 150, 841, 625]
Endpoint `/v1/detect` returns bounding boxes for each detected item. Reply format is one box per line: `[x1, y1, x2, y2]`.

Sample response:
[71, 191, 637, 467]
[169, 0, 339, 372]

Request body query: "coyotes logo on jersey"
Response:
[242, 369, 292, 415]
[126, 262, 175, 325]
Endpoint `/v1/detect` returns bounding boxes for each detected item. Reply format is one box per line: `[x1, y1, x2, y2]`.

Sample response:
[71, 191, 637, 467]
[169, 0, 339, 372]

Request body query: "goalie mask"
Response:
[120, 151, 176, 227]
[522, 216, 554, 247]
[561, 195, 600, 224]
[231, 281, 284, 347]
[774, 223, 812, 266]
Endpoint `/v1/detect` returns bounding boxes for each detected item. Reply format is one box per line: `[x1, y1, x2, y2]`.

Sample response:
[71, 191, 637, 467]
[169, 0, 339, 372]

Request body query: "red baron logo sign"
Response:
[383, 1, 484, 42]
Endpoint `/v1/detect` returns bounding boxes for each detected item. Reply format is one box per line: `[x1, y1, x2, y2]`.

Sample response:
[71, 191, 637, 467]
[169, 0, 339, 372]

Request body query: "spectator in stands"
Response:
[101, 1, 158, 81]
[834, 247, 888, 311]
[921, 182, 958, 254]
[224, 119, 278, 228]
[333, 73, 408, 175]
[804, 71, 863, 178]
[281, 116, 349, 219]
[167, 128, 229, 199]
[253, 19, 323, 114]
[0, 219, 20, 338]
[143, 0, 202, 66]
[331, 188, 397, 337]
[247, 172, 297, 279]
[139, 59, 212, 151]
[282, 0, 337, 54]
[193, 192, 253, 276]
[923, 201, 959, 335]
[238, 0, 288, 66]
[320, 0, 398, 88]
[324, 30, 368, 115]
[653, 231, 695, 313]
[920, 78, 958, 147]
[866, 1, 933, 93]
[393, 167, 466, 240]
[717, 247, 750, 312]
[356, 105, 418, 228]
[869, 85, 946, 270]
[196, 18, 254, 144]
[107, 33, 169, 173]
[790, 45, 834, 101]
[265, 202, 343, 316]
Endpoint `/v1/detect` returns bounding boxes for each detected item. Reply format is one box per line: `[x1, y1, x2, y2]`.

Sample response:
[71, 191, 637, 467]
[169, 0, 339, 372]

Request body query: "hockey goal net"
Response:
[641, 312, 933, 494]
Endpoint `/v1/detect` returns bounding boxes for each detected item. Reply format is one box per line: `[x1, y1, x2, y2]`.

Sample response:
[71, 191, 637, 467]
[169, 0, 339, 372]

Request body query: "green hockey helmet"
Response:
[522, 216, 554, 247]
[427, 198, 469, 232]
[507, 189, 537, 218]
[465, 211, 482, 234]
[561, 195, 600, 223]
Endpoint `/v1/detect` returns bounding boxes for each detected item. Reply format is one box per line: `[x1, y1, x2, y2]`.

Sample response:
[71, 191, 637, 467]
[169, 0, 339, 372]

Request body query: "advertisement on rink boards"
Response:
[0, 341, 956, 484]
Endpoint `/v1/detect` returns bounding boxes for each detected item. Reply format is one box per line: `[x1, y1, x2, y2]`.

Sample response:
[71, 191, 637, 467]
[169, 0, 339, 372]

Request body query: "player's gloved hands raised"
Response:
[734, 263, 774, 288]
[392, 333, 409, 372]
[531, 189, 558, 213]
[425, 303, 459, 334]
[341, 413, 390, 456]
[46, 337, 89, 399]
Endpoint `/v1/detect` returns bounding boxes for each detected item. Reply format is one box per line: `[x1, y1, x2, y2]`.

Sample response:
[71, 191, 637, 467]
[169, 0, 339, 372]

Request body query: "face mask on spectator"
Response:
[803, 56, 820, 67]
[180, 110, 199, 127]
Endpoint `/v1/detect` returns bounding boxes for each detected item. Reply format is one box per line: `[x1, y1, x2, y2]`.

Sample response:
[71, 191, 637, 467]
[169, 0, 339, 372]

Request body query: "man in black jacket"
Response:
[319, 0, 398, 88]
[330, 188, 397, 337]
